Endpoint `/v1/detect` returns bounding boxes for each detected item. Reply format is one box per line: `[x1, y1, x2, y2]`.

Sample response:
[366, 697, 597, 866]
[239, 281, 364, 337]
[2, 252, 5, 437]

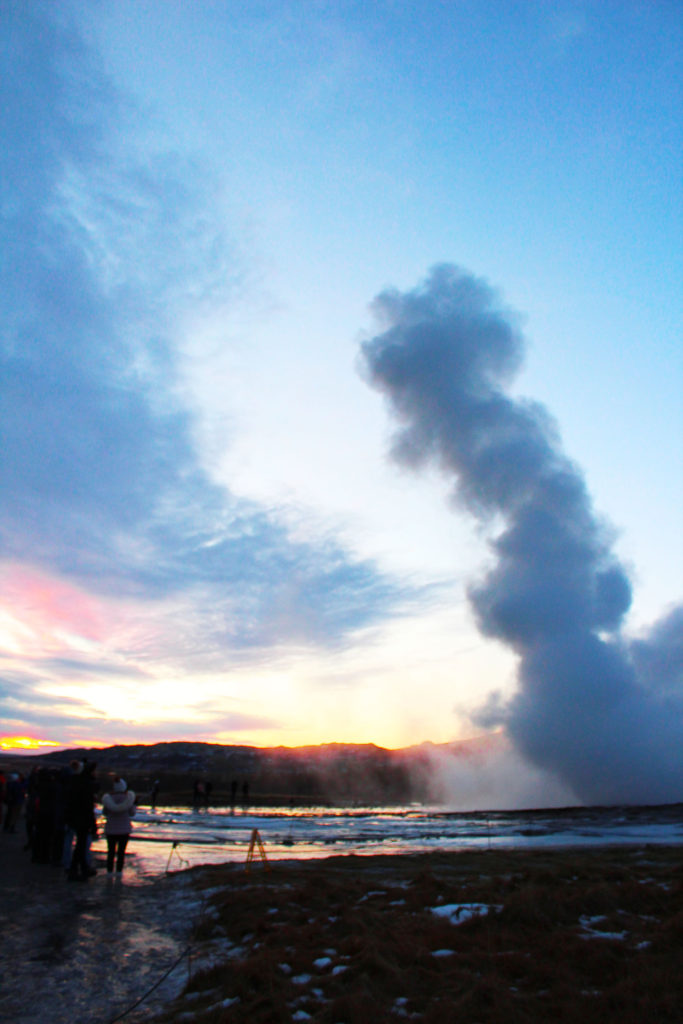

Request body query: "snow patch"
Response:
[358, 890, 387, 902]
[579, 916, 627, 940]
[430, 902, 501, 924]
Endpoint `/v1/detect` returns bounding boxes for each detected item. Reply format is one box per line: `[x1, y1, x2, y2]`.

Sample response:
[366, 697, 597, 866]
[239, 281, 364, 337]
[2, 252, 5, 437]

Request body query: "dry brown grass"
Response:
[153, 845, 683, 1023]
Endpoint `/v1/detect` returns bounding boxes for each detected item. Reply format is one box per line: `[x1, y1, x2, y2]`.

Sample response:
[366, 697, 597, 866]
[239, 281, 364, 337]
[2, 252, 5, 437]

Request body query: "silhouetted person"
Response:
[83, 761, 99, 870]
[151, 779, 160, 809]
[31, 767, 57, 864]
[24, 766, 40, 854]
[65, 762, 96, 881]
[61, 760, 81, 870]
[49, 766, 68, 864]
[3, 772, 25, 832]
[192, 779, 205, 810]
[102, 777, 136, 875]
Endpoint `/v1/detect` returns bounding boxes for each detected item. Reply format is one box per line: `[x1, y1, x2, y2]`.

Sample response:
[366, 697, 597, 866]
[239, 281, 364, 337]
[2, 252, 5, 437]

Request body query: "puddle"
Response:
[0, 834, 204, 1024]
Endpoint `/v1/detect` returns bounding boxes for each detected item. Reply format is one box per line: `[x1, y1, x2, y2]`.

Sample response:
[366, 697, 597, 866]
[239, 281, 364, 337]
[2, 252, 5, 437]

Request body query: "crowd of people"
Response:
[0, 761, 137, 880]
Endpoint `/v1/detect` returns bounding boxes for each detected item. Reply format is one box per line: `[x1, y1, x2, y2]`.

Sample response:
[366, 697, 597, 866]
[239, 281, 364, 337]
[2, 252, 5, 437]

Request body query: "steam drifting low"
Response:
[361, 265, 682, 805]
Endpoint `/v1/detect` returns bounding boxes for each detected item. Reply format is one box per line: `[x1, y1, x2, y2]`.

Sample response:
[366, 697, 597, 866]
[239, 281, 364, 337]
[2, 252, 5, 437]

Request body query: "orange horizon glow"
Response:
[0, 735, 63, 751]
[0, 731, 503, 754]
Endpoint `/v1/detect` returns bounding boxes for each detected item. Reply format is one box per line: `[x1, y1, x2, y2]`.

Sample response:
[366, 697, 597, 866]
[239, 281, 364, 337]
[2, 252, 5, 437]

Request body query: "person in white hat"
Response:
[101, 777, 136, 874]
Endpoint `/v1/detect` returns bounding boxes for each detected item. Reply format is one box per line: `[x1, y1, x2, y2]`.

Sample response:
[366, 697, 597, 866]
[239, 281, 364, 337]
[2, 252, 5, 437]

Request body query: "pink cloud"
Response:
[0, 562, 111, 654]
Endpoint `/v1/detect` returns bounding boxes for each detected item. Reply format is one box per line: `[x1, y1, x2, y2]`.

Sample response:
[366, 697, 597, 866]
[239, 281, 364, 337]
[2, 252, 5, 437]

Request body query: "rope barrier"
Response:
[107, 943, 194, 1024]
[108, 837, 220, 1022]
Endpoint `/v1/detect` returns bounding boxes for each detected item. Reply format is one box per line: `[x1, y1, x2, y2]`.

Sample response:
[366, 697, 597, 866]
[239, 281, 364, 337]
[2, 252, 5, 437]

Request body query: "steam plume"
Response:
[361, 264, 682, 805]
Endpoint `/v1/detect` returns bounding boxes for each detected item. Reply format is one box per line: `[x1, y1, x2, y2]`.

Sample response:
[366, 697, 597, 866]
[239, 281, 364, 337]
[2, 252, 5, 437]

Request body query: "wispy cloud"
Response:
[1, 7, 402, 645]
[0, 5, 407, 740]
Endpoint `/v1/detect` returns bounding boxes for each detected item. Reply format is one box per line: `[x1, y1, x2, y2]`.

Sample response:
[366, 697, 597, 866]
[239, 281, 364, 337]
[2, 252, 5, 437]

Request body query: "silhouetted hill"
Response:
[6, 739, 471, 806]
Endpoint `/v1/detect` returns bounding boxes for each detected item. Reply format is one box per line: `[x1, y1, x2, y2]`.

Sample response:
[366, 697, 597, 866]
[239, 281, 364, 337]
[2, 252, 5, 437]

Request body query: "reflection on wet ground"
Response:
[126, 801, 683, 876]
[2, 804, 681, 1021]
[0, 830, 205, 1024]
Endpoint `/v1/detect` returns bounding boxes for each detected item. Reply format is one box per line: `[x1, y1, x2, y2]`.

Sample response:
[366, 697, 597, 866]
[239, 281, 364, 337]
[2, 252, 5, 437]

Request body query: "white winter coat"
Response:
[102, 790, 136, 836]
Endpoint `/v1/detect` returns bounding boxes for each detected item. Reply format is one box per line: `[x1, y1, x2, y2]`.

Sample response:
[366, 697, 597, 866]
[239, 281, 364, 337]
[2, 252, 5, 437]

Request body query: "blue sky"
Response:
[1, 1, 681, 805]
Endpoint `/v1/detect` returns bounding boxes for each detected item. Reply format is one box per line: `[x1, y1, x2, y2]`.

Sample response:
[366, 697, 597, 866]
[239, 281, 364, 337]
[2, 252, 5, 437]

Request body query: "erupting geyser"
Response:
[361, 264, 682, 806]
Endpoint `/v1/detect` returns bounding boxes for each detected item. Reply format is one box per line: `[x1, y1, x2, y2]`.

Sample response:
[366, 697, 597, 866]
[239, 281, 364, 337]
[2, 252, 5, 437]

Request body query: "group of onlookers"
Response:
[0, 760, 136, 879]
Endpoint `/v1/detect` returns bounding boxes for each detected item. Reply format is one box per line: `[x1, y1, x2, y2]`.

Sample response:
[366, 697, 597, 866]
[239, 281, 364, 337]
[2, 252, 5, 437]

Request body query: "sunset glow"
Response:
[0, 736, 62, 752]
[1, 2, 680, 807]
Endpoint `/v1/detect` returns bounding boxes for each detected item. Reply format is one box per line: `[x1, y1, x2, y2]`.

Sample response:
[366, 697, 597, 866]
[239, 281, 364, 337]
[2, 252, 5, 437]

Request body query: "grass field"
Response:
[152, 844, 683, 1023]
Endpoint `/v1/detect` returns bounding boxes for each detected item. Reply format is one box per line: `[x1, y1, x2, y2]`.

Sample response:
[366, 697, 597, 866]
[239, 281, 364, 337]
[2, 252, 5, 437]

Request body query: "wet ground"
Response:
[0, 829, 207, 1024]
[3, 810, 681, 1022]
[125, 801, 683, 875]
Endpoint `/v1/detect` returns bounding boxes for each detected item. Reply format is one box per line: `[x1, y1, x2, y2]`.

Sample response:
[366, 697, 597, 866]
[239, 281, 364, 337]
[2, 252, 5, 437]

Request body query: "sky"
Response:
[1, 1, 681, 806]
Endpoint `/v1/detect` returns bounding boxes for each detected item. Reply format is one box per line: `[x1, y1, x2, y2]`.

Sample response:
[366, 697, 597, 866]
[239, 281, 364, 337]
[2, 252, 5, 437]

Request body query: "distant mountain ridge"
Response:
[14, 738, 493, 806]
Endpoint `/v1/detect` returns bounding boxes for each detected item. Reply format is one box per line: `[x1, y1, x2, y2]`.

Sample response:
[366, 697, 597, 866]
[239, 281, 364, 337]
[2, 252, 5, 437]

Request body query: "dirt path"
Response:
[0, 829, 205, 1024]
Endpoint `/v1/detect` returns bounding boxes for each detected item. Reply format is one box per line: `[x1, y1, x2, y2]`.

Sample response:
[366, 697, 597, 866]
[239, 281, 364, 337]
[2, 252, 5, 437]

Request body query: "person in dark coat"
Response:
[3, 773, 26, 832]
[65, 762, 96, 881]
[31, 767, 57, 864]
